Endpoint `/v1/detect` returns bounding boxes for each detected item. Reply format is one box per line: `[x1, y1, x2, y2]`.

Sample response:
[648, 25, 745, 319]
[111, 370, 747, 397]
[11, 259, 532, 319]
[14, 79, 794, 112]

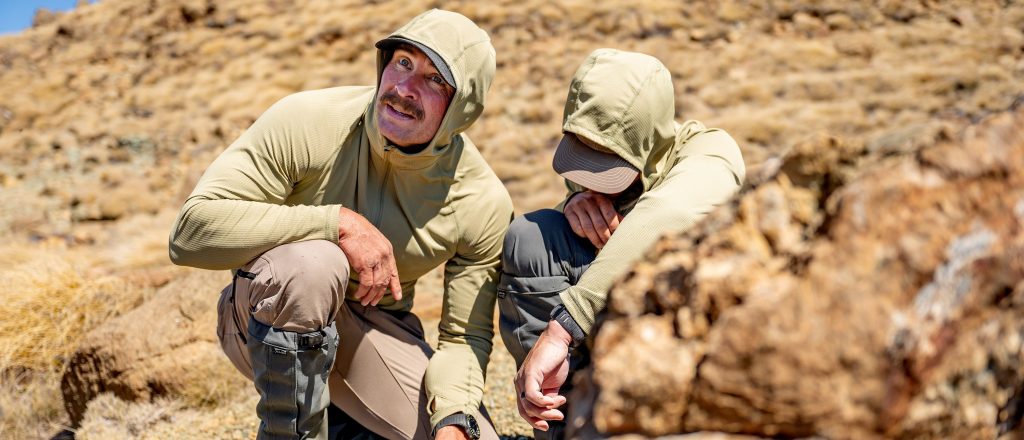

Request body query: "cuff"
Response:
[550, 304, 586, 348]
[558, 285, 601, 335]
[322, 204, 341, 243]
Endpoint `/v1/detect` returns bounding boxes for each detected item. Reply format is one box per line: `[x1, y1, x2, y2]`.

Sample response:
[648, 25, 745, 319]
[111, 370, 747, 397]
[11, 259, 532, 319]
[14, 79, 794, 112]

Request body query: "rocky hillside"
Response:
[0, 0, 1022, 438]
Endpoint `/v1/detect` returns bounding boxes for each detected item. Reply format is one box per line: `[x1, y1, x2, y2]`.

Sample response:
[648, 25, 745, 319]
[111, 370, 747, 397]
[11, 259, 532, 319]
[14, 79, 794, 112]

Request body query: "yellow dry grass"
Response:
[0, 242, 155, 439]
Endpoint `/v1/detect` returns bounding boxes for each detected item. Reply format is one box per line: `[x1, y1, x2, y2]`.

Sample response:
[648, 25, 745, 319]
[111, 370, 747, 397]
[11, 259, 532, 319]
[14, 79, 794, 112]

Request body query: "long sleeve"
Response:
[168, 93, 344, 270]
[560, 130, 745, 333]
[424, 178, 513, 427]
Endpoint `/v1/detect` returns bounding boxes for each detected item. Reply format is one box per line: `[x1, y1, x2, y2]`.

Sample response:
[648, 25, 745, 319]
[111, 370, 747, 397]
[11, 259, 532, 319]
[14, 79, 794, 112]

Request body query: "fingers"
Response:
[594, 195, 621, 233]
[522, 368, 558, 409]
[355, 267, 373, 305]
[515, 384, 564, 431]
[569, 205, 604, 248]
[580, 202, 612, 246]
[385, 250, 402, 301]
[522, 399, 564, 427]
[566, 192, 623, 249]
[566, 210, 586, 239]
[388, 266, 403, 302]
[515, 396, 551, 431]
[542, 392, 567, 409]
[366, 263, 386, 306]
[372, 251, 401, 306]
[336, 213, 404, 307]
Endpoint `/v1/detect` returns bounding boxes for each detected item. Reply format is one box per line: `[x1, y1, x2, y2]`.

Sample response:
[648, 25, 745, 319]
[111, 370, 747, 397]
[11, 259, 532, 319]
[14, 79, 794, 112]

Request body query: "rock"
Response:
[31, 9, 59, 28]
[574, 107, 1024, 438]
[60, 270, 238, 427]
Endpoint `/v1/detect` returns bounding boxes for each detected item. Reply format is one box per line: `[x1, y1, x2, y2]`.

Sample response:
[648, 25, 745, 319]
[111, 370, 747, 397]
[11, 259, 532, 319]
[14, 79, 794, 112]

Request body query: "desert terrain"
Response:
[1, 0, 1022, 438]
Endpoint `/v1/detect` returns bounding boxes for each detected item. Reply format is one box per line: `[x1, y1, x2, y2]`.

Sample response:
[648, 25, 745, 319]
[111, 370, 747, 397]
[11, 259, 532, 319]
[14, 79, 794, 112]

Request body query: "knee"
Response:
[248, 240, 350, 331]
[258, 239, 350, 288]
[502, 209, 574, 277]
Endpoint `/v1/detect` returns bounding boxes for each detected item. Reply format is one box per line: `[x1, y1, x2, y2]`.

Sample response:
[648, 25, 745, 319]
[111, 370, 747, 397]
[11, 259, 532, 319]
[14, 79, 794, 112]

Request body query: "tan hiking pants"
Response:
[216, 240, 499, 440]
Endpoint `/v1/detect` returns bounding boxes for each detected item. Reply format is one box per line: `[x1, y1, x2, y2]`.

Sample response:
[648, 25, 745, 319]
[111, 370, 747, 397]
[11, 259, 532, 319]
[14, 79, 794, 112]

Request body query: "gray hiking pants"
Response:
[497, 209, 596, 440]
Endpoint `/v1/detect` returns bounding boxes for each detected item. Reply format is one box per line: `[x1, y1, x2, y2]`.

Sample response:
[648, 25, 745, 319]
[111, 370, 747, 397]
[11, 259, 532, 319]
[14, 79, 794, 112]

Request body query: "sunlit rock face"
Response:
[572, 106, 1024, 439]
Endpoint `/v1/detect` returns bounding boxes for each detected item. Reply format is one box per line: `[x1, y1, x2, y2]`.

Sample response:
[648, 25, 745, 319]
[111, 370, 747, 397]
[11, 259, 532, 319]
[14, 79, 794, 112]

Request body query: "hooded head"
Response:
[366, 9, 495, 157]
[553, 49, 678, 193]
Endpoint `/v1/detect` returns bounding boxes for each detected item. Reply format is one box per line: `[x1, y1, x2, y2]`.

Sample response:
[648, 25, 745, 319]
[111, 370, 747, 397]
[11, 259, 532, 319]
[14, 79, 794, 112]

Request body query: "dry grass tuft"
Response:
[0, 370, 66, 439]
[0, 248, 149, 439]
[0, 264, 136, 372]
[76, 392, 259, 440]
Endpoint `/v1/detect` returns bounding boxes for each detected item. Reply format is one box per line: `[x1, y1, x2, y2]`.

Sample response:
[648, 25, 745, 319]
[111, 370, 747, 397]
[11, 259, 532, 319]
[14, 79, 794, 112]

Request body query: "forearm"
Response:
[169, 197, 340, 269]
[425, 258, 500, 426]
[561, 155, 743, 333]
[424, 343, 488, 426]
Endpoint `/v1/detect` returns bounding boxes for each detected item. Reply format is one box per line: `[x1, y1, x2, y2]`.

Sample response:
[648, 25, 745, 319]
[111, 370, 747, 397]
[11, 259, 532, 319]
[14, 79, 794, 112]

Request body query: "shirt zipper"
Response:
[374, 146, 393, 226]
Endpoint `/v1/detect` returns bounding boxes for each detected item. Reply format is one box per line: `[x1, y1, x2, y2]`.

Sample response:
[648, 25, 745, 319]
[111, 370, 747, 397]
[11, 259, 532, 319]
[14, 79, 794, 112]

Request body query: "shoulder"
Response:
[674, 120, 746, 184]
[264, 86, 375, 129]
[242, 86, 375, 168]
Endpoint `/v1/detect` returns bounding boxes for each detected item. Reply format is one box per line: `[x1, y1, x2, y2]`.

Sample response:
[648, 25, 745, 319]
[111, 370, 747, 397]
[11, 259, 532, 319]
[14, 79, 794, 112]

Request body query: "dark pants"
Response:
[497, 209, 596, 440]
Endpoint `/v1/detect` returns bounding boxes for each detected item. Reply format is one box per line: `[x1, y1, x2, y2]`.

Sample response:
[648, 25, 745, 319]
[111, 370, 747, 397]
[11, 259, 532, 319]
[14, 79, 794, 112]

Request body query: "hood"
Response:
[364, 9, 496, 168]
[561, 49, 677, 191]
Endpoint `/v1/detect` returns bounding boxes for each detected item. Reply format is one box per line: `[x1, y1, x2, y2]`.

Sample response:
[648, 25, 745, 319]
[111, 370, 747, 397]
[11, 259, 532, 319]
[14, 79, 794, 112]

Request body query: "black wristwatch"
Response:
[550, 304, 586, 348]
[432, 413, 480, 439]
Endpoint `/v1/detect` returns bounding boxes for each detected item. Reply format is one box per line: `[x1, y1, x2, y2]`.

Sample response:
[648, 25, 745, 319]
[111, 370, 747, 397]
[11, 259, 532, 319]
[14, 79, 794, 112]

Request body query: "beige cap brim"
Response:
[552, 134, 639, 194]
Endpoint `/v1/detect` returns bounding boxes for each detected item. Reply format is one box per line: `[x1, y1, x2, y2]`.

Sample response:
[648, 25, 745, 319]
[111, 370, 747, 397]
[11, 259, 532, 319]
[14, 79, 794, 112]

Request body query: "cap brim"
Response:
[552, 134, 639, 194]
[375, 37, 457, 89]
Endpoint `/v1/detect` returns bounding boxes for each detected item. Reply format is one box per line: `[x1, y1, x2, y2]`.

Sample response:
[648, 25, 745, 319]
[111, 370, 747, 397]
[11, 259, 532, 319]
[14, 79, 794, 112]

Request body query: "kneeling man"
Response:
[170, 9, 510, 440]
[499, 49, 746, 439]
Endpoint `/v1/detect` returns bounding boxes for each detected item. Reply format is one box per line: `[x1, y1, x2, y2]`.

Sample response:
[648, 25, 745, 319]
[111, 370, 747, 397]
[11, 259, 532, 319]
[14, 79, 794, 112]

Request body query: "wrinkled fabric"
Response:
[555, 49, 746, 333]
[169, 9, 510, 427]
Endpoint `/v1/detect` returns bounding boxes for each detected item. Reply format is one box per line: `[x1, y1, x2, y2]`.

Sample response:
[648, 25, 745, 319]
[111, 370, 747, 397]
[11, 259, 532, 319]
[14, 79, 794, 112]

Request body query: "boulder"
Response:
[61, 269, 238, 427]
[573, 107, 1024, 439]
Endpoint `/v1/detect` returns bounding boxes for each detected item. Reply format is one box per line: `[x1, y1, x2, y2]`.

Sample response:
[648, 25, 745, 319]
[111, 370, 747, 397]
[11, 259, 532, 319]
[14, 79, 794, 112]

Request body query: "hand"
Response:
[564, 191, 623, 249]
[514, 320, 572, 431]
[435, 425, 470, 440]
[337, 207, 402, 306]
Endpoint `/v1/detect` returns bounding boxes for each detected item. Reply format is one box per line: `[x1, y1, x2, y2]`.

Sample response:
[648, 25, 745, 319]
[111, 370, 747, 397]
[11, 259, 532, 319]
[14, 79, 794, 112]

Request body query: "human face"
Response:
[375, 46, 454, 147]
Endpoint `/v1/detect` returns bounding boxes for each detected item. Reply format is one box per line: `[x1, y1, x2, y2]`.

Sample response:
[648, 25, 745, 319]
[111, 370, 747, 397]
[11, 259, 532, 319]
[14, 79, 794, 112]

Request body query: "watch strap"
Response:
[551, 304, 586, 348]
[432, 413, 480, 439]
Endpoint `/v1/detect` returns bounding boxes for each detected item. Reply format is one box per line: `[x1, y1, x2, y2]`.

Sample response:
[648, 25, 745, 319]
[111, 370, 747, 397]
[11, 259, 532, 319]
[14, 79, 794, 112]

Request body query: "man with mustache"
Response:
[170, 9, 509, 440]
[498, 49, 746, 439]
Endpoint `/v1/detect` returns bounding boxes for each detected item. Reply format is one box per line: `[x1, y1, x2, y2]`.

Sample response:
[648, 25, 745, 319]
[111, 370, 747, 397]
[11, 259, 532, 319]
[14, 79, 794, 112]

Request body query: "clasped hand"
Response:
[563, 191, 623, 249]
[337, 207, 403, 306]
[514, 320, 573, 431]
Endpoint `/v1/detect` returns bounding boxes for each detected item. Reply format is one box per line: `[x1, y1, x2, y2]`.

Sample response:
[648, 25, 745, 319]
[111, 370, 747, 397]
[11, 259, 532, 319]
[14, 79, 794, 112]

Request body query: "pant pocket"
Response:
[217, 284, 254, 378]
[496, 273, 571, 367]
[216, 284, 232, 342]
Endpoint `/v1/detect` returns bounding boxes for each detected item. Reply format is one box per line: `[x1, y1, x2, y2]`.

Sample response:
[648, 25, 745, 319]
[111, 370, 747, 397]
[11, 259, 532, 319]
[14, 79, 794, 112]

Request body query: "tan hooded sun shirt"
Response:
[168, 10, 511, 427]
[556, 49, 746, 334]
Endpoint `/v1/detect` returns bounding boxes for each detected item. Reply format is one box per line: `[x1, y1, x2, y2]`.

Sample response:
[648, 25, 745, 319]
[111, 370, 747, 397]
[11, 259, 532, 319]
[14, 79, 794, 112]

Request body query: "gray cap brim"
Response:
[375, 36, 457, 89]
[553, 133, 639, 194]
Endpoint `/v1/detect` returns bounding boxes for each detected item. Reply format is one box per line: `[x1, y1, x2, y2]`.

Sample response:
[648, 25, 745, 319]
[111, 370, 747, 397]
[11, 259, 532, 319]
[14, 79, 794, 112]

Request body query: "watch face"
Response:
[467, 415, 480, 438]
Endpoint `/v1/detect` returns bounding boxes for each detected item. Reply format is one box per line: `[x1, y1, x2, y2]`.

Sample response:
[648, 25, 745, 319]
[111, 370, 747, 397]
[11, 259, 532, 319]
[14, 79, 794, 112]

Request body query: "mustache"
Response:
[379, 91, 424, 119]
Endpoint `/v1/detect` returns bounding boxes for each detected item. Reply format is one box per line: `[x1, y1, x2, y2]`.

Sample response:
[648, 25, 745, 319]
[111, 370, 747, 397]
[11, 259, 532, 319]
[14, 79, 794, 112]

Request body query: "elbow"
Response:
[168, 227, 200, 268]
[167, 235, 193, 267]
[167, 199, 207, 268]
